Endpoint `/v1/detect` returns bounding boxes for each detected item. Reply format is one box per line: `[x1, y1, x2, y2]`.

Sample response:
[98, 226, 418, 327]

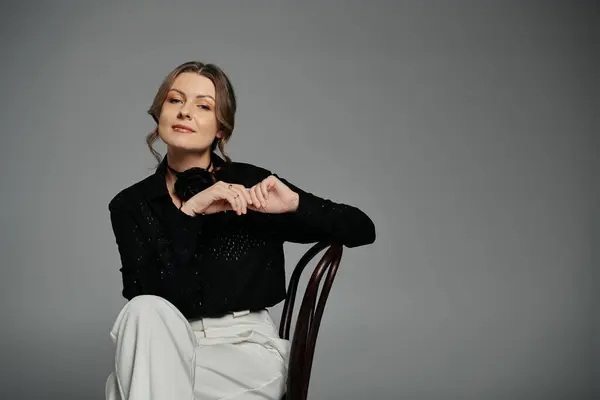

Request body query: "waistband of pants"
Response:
[188, 308, 275, 333]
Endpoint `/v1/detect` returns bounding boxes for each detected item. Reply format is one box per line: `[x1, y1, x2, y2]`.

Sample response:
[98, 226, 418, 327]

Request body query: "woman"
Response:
[105, 61, 376, 400]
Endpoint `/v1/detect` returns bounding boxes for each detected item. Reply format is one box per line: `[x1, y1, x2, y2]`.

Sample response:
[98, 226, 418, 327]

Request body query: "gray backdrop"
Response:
[0, 1, 597, 399]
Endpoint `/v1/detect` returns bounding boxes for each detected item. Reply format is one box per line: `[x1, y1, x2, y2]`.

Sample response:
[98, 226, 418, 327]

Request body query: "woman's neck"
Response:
[164, 148, 214, 196]
[166, 148, 213, 173]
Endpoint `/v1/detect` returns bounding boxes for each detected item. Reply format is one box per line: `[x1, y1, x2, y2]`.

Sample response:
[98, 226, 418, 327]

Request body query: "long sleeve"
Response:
[254, 173, 376, 248]
[108, 195, 158, 300]
[106, 158, 375, 318]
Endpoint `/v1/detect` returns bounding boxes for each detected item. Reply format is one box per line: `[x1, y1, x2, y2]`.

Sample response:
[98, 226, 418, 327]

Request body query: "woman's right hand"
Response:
[181, 181, 253, 216]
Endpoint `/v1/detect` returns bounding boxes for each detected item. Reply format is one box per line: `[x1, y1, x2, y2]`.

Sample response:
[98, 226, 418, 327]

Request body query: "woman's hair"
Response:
[146, 61, 237, 164]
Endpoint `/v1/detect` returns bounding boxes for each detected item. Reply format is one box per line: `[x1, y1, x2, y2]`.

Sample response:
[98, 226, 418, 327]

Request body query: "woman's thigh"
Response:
[193, 330, 289, 400]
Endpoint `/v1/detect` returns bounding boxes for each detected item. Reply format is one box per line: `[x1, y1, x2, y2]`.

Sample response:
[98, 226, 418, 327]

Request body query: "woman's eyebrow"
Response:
[169, 88, 215, 101]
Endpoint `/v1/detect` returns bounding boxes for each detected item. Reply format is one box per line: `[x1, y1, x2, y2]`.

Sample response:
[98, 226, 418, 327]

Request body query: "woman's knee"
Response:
[124, 294, 172, 315]
[110, 295, 177, 338]
[109, 294, 197, 347]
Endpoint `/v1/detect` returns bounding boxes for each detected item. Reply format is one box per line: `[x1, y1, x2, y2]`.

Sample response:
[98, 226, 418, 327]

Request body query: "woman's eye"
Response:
[197, 105, 210, 110]
[168, 98, 182, 104]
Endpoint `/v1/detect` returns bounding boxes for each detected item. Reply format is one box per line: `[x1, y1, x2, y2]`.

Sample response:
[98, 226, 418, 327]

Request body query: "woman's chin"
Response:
[164, 138, 211, 152]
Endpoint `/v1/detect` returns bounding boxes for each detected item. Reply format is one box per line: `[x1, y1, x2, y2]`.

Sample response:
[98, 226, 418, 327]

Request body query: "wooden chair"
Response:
[279, 242, 344, 400]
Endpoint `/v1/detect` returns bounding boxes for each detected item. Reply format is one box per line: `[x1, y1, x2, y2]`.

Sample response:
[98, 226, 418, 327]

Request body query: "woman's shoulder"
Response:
[108, 174, 157, 213]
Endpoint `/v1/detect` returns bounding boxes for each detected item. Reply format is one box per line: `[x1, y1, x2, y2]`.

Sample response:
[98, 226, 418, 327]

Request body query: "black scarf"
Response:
[166, 158, 215, 202]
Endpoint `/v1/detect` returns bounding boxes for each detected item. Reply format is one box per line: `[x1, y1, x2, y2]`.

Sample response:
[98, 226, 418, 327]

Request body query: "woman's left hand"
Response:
[247, 175, 299, 214]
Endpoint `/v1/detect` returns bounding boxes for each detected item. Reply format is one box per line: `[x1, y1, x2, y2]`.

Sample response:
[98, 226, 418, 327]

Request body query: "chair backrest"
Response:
[279, 242, 344, 400]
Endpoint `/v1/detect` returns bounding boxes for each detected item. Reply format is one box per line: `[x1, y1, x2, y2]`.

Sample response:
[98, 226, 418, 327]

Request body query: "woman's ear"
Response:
[216, 131, 223, 139]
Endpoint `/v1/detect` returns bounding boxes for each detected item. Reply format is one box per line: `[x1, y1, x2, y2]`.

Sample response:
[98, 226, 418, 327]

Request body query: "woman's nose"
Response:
[177, 106, 191, 119]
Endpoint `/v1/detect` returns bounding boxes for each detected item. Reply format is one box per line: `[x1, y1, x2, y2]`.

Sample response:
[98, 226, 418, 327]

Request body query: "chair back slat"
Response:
[279, 242, 329, 340]
[280, 242, 343, 400]
[304, 247, 342, 383]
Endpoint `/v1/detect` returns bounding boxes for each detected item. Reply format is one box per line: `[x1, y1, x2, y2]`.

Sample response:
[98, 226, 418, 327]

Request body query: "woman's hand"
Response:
[247, 175, 299, 214]
[181, 181, 253, 216]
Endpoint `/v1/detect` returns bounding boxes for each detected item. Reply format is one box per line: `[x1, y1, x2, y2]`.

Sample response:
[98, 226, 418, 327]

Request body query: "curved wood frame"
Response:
[279, 242, 344, 400]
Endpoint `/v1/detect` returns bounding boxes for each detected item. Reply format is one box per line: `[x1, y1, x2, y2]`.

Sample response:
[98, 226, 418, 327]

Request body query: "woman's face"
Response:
[158, 72, 222, 152]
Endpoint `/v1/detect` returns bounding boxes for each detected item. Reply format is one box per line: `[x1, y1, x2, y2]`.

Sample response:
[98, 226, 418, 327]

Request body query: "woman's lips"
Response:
[172, 124, 195, 133]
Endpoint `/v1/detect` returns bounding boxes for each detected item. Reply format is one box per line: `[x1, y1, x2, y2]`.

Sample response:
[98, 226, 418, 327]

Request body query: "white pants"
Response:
[105, 295, 290, 400]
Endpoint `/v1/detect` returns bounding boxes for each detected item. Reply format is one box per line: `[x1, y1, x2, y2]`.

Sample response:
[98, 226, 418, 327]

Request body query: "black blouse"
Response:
[108, 153, 376, 319]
